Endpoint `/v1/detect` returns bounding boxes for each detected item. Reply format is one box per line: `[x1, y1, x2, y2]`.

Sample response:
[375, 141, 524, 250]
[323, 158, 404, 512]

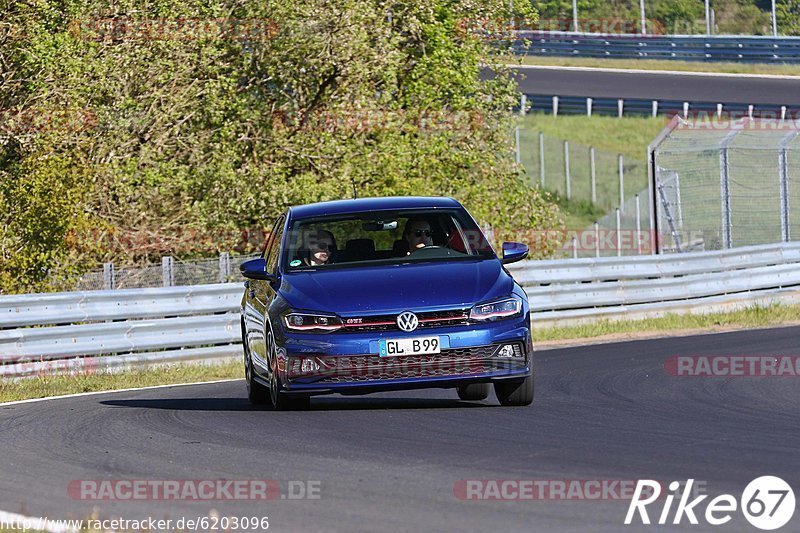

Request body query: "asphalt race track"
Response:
[2, 326, 800, 532]
[511, 66, 800, 106]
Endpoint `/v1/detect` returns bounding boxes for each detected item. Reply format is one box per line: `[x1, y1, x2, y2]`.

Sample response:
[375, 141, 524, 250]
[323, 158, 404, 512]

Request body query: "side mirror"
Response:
[240, 258, 278, 282]
[500, 242, 528, 265]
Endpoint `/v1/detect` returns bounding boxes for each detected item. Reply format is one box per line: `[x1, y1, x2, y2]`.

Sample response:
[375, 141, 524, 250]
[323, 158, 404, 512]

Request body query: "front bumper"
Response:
[277, 316, 532, 396]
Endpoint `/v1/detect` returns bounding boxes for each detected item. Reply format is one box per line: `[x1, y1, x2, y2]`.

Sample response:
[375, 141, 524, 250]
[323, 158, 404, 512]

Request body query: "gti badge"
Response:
[396, 311, 419, 332]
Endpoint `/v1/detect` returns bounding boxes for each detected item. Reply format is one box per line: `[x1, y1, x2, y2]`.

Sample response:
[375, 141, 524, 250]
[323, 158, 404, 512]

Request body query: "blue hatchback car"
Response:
[239, 196, 533, 410]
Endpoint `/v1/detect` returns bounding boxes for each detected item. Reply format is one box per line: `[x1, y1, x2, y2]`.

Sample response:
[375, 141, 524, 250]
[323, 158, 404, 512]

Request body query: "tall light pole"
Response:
[771, 0, 779, 37]
[705, 0, 711, 35]
[640, 0, 647, 34]
[572, 0, 579, 32]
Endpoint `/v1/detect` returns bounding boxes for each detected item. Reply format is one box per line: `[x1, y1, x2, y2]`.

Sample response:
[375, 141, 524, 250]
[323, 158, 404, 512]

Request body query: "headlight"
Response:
[283, 312, 344, 332]
[469, 295, 523, 321]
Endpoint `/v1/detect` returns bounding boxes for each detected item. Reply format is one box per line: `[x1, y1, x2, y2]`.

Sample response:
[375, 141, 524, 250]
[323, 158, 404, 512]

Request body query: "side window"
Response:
[265, 216, 285, 274]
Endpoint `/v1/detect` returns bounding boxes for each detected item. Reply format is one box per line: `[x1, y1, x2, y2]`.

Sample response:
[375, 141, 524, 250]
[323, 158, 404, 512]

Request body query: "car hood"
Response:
[279, 259, 514, 315]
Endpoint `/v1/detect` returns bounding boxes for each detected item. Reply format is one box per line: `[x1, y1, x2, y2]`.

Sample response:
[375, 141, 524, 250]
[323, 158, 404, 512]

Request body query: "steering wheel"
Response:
[410, 245, 443, 255]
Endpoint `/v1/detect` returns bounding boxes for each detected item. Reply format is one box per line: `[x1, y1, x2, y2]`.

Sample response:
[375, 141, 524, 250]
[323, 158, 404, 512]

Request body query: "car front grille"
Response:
[287, 344, 526, 384]
[340, 308, 470, 332]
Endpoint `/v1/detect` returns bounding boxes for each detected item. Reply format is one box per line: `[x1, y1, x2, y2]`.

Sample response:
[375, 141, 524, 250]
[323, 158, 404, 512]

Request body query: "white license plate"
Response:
[379, 336, 440, 357]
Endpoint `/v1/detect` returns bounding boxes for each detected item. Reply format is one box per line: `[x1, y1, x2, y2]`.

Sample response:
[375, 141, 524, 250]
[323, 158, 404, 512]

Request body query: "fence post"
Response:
[514, 126, 521, 164]
[682, 102, 689, 119]
[717, 103, 723, 118]
[618, 154, 625, 210]
[571, 236, 578, 259]
[219, 252, 231, 283]
[552, 96, 559, 117]
[590, 147, 597, 204]
[615, 208, 622, 257]
[617, 99, 624, 118]
[564, 140, 571, 200]
[779, 147, 791, 242]
[594, 222, 600, 258]
[539, 132, 545, 187]
[651, 100, 658, 118]
[635, 194, 642, 255]
[162, 256, 175, 287]
[719, 148, 732, 249]
[103, 262, 115, 290]
[748, 104, 754, 119]
[520, 94, 527, 116]
[586, 97, 593, 117]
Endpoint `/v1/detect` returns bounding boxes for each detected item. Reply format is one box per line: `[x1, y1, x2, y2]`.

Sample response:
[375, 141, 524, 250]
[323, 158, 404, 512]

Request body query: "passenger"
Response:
[299, 229, 336, 266]
[398, 218, 432, 255]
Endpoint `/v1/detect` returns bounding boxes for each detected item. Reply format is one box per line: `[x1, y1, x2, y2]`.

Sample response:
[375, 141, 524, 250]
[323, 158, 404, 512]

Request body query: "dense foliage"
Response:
[0, 0, 563, 293]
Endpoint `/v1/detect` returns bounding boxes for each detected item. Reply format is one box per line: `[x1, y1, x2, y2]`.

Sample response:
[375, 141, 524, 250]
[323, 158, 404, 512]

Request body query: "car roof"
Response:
[288, 196, 463, 220]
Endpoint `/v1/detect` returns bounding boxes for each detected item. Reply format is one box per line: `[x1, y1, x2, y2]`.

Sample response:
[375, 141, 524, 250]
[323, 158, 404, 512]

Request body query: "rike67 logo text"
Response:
[625, 477, 795, 530]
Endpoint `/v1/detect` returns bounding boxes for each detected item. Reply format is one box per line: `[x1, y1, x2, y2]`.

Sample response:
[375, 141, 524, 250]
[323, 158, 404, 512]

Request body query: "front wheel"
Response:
[267, 330, 310, 411]
[457, 383, 490, 401]
[244, 338, 270, 405]
[494, 375, 534, 406]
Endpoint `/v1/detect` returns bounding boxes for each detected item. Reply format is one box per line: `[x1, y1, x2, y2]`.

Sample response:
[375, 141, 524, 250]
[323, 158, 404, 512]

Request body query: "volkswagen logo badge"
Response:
[396, 311, 419, 332]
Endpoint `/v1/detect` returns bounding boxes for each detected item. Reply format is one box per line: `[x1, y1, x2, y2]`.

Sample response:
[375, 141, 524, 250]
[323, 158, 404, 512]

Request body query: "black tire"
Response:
[266, 330, 310, 411]
[457, 383, 490, 401]
[494, 375, 534, 406]
[243, 327, 270, 406]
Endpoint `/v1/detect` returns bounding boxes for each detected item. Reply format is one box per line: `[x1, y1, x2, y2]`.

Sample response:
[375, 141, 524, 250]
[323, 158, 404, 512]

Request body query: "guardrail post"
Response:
[617, 99, 624, 118]
[219, 252, 231, 283]
[682, 102, 689, 119]
[618, 154, 625, 210]
[748, 104, 754, 119]
[564, 141, 571, 199]
[781, 106, 787, 121]
[520, 94, 527, 116]
[590, 147, 597, 204]
[514, 126, 521, 164]
[586, 97, 593, 117]
[539, 132, 545, 187]
[571, 236, 578, 259]
[552, 96, 559, 117]
[717, 103, 723, 118]
[651, 100, 658, 118]
[162, 256, 175, 287]
[615, 208, 622, 256]
[103, 262, 115, 290]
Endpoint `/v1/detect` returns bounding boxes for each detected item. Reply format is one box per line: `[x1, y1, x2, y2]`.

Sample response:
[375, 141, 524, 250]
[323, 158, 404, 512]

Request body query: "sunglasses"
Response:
[311, 242, 332, 251]
[413, 229, 432, 238]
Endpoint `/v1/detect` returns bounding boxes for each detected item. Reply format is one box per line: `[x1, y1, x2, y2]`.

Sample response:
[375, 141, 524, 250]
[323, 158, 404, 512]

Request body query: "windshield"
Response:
[283, 209, 495, 270]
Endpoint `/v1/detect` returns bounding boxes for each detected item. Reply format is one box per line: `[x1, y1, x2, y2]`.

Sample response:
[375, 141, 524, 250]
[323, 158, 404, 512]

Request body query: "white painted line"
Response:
[507, 63, 800, 80]
[0, 509, 82, 533]
[0, 378, 242, 407]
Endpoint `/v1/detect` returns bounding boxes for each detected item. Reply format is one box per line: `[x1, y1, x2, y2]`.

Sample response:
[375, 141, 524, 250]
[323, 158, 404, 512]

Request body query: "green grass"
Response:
[518, 113, 665, 161]
[0, 360, 242, 403]
[509, 55, 800, 76]
[533, 303, 800, 342]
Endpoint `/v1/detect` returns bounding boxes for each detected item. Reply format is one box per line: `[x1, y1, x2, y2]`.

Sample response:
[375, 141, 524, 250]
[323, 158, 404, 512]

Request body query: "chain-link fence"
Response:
[515, 126, 653, 257]
[72, 253, 258, 291]
[651, 116, 800, 253]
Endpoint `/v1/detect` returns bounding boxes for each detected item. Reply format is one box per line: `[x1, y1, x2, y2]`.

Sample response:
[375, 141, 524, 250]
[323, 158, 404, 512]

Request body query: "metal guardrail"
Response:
[3, 242, 800, 378]
[514, 32, 800, 63]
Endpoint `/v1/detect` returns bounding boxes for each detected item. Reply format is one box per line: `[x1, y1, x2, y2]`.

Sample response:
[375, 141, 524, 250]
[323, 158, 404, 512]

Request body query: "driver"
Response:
[402, 218, 432, 255]
[300, 229, 336, 266]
